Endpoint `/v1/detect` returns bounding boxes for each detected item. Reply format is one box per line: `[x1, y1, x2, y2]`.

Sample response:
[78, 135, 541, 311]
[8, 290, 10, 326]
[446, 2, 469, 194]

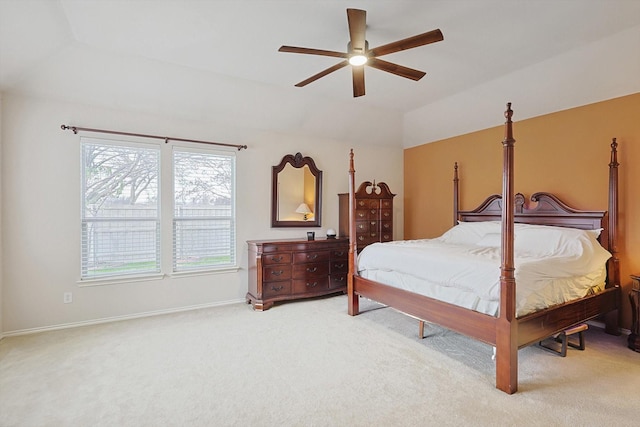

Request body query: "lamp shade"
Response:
[295, 203, 312, 214]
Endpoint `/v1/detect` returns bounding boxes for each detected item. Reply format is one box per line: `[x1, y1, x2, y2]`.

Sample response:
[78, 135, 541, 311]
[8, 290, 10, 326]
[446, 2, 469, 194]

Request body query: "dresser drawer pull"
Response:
[270, 255, 284, 262]
[306, 254, 318, 260]
[334, 251, 345, 257]
[270, 285, 285, 291]
[271, 270, 284, 276]
[306, 282, 318, 288]
[306, 267, 318, 273]
[334, 263, 345, 269]
[333, 276, 345, 282]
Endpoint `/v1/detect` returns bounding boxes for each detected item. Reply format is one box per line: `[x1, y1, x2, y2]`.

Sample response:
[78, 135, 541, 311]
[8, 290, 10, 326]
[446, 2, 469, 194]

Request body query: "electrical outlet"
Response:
[63, 292, 73, 304]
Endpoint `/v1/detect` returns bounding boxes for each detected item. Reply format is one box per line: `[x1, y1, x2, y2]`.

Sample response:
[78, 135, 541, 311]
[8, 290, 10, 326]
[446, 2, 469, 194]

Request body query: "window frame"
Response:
[79, 137, 238, 284]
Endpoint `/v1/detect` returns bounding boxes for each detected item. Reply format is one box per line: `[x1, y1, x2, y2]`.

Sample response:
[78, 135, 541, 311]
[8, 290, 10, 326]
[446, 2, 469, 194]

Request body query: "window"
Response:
[81, 139, 160, 279]
[81, 138, 236, 281]
[173, 148, 236, 272]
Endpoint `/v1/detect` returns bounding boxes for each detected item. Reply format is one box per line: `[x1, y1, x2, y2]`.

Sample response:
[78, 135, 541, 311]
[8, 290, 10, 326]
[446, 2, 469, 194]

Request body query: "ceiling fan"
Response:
[278, 8, 444, 97]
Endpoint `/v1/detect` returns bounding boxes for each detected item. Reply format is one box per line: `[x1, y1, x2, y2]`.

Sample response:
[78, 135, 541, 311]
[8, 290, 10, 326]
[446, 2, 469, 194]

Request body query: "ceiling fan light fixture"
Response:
[348, 54, 368, 66]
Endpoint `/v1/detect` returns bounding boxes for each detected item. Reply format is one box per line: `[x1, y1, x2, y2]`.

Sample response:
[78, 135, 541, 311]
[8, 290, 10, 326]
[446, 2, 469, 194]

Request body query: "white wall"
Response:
[0, 93, 403, 333]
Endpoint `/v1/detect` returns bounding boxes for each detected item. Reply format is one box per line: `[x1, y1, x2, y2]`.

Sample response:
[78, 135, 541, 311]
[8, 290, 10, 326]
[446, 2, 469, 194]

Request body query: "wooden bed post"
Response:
[453, 162, 459, 227]
[605, 138, 621, 334]
[347, 149, 359, 315]
[496, 103, 518, 394]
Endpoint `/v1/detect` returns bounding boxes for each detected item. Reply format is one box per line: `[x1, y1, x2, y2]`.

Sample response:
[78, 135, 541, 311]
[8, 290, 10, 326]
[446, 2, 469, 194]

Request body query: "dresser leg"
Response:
[246, 293, 273, 311]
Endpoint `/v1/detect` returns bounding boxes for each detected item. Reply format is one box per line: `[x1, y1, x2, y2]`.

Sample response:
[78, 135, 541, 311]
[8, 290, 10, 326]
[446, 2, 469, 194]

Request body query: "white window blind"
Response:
[173, 148, 236, 272]
[81, 138, 160, 279]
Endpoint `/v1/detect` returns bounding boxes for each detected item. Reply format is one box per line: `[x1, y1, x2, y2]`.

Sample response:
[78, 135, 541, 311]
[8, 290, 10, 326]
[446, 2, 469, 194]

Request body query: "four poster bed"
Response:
[346, 103, 621, 394]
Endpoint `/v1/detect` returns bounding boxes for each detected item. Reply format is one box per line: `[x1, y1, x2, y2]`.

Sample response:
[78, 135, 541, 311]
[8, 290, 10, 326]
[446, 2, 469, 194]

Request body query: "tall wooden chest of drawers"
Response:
[246, 237, 349, 310]
[338, 181, 395, 251]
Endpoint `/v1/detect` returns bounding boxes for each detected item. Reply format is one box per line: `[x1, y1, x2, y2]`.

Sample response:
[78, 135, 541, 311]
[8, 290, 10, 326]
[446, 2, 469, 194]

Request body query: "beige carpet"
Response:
[1, 295, 638, 426]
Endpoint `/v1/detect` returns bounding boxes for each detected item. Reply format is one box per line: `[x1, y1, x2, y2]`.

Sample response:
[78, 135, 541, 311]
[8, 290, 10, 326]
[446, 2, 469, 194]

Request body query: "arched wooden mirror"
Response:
[271, 153, 322, 227]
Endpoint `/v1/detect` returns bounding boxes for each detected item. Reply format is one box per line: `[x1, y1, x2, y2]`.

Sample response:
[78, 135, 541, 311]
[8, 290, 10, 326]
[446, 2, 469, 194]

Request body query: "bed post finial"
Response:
[504, 102, 513, 140]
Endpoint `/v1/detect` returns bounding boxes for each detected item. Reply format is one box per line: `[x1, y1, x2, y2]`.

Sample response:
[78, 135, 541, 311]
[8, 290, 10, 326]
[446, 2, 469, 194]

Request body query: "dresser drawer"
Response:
[262, 281, 292, 298]
[262, 244, 294, 253]
[262, 252, 292, 265]
[263, 265, 292, 281]
[355, 209, 368, 220]
[293, 277, 329, 294]
[330, 259, 348, 273]
[292, 262, 329, 279]
[293, 250, 330, 264]
[329, 273, 347, 290]
[356, 220, 369, 234]
[357, 235, 378, 246]
[331, 248, 348, 259]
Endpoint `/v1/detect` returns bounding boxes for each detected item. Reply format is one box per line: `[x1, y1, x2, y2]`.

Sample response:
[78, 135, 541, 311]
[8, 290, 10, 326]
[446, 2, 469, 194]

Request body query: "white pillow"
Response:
[513, 223, 602, 258]
[438, 221, 502, 245]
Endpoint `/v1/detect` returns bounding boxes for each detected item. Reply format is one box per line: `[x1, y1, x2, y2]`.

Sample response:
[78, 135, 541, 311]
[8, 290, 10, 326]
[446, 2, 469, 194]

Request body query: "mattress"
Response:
[357, 222, 611, 317]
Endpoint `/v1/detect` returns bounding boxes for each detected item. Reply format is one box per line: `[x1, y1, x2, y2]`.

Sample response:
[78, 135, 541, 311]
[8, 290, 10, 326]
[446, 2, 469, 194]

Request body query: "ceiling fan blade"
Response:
[279, 46, 348, 59]
[347, 8, 367, 52]
[367, 58, 426, 81]
[294, 60, 349, 87]
[369, 29, 443, 57]
[352, 65, 365, 97]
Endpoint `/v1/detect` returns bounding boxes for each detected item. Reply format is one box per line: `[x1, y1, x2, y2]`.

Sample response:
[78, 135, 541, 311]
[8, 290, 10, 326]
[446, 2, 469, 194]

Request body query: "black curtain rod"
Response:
[60, 124, 248, 151]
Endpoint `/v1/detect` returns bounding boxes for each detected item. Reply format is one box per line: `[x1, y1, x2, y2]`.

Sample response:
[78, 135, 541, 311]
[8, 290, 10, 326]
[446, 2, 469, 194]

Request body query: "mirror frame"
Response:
[271, 152, 322, 228]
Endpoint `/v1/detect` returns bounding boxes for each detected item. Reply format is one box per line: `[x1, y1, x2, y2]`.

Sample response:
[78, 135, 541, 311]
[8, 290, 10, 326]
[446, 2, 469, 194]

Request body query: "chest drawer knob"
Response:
[307, 254, 318, 260]
[270, 285, 285, 291]
[271, 270, 284, 276]
[270, 255, 284, 262]
[306, 266, 318, 273]
[306, 281, 318, 288]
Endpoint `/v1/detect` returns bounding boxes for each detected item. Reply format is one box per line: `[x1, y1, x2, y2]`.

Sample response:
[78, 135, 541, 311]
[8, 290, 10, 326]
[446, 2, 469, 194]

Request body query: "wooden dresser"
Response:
[246, 237, 349, 310]
[338, 181, 395, 251]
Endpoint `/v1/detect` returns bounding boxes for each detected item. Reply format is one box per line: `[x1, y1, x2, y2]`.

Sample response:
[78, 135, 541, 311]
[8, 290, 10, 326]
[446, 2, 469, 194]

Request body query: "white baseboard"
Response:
[1, 298, 246, 338]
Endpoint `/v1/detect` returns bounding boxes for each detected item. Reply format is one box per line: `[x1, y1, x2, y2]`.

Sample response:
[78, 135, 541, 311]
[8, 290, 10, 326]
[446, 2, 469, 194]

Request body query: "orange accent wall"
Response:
[404, 92, 640, 330]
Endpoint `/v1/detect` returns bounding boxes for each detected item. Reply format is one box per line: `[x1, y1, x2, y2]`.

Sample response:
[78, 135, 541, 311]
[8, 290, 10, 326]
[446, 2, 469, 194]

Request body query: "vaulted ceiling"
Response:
[1, 0, 639, 147]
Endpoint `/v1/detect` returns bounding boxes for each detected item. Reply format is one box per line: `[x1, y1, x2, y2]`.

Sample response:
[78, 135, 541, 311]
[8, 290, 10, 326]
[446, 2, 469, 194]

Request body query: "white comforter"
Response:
[357, 221, 611, 317]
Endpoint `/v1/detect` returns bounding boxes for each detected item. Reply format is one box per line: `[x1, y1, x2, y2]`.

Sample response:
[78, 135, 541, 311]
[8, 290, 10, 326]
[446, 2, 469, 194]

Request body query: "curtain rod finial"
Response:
[61, 124, 78, 134]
